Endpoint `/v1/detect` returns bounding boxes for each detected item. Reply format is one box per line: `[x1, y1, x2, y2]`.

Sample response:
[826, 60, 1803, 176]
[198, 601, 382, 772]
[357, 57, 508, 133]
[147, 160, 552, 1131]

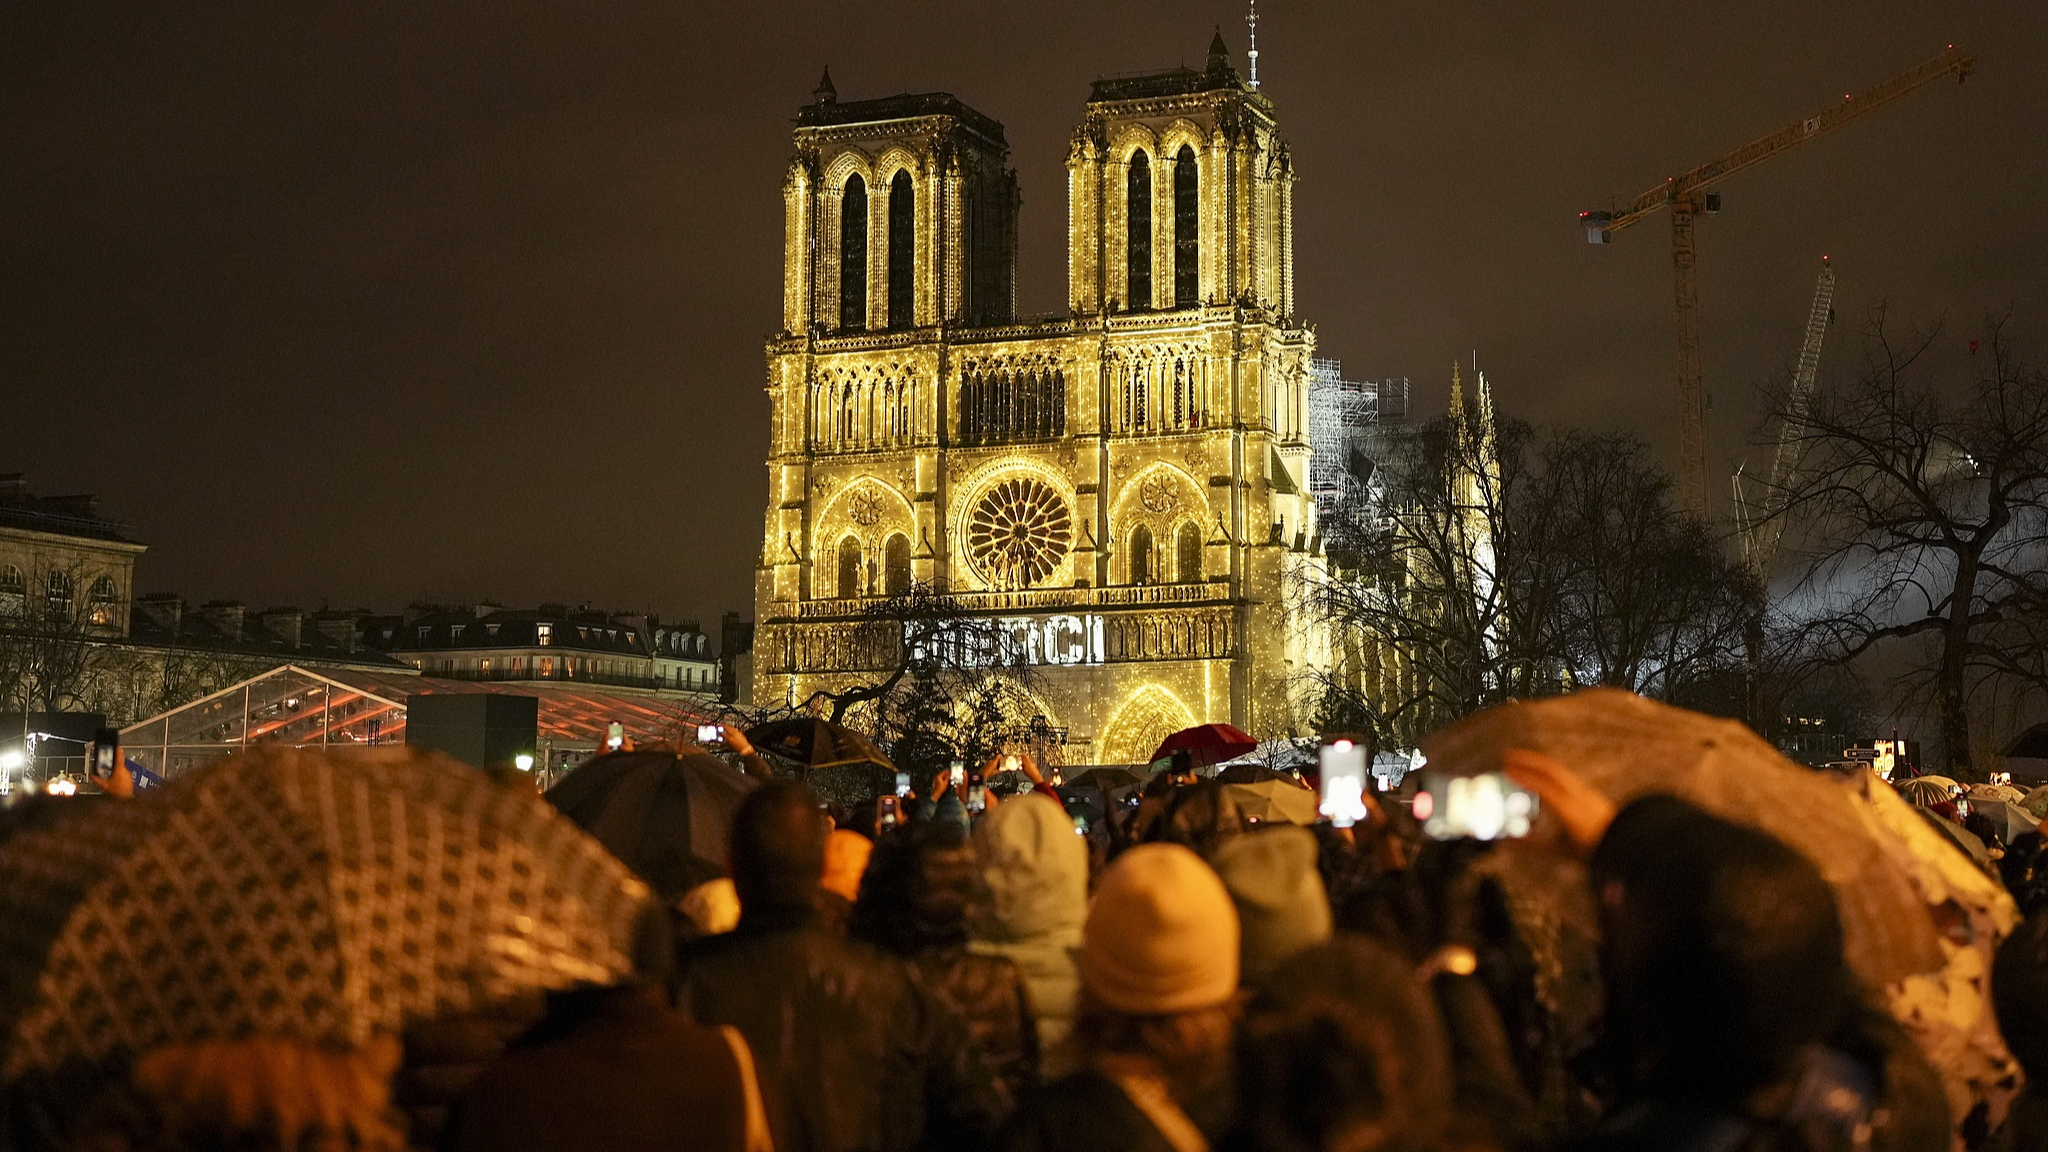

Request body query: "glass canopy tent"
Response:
[122, 664, 712, 779]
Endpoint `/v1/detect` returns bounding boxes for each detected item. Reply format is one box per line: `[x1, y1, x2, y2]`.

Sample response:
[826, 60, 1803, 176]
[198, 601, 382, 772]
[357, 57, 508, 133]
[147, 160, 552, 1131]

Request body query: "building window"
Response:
[87, 576, 119, 626]
[837, 535, 864, 599]
[0, 564, 24, 616]
[536, 622, 553, 646]
[1177, 522, 1203, 583]
[840, 173, 868, 330]
[1129, 524, 1154, 586]
[884, 533, 912, 596]
[44, 570, 73, 623]
[1173, 145, 1199, 308]
[887, 169, 915, 328]
[417, 625, 431, 643]
[1126, 151, 1152, 310]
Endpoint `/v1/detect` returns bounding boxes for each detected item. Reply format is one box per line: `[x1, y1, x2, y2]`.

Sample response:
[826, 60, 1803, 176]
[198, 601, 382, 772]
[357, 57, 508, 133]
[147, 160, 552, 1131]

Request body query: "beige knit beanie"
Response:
[1078, 843, 1240, 1014]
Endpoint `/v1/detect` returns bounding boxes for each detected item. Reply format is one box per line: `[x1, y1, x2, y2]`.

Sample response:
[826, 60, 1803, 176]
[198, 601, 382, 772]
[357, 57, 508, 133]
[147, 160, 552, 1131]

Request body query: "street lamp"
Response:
[514, 753, 535, 772]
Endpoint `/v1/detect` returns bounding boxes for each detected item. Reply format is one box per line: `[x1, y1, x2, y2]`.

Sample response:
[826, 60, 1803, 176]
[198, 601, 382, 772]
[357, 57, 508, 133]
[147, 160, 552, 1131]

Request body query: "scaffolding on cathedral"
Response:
[1308, 359, 1409, 531]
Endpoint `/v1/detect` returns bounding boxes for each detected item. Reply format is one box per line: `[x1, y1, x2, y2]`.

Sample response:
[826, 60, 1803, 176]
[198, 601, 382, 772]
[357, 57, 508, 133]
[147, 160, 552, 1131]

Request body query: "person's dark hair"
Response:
[1225, 934, 1452, 1152]
[1994, 909, 2048, 1077]
[727, 780, 829, 916]
[849, 820, 976, 957]
[1964, 811, 2004, 852]
[1591, 795, 1850, 1101]
[1141, 780, 1244, 860]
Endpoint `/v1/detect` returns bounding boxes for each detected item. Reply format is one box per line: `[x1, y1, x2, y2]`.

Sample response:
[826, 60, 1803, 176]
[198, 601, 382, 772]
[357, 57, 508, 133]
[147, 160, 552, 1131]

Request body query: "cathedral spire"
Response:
[1207, 27, 1230, 72]
[813, 67, 837, 105]
[1246, 0, 1261, 89]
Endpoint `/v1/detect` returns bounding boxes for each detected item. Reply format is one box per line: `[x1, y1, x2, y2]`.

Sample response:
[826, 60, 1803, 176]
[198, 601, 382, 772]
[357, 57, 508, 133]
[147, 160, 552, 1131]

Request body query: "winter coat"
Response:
[677, 907, 1009, 1152]
[914, 946, 1040, 1106]
[442, 982, 768, 1152]
[969, 794, 1088, 1074]
[997, 1069, 1186, 1152]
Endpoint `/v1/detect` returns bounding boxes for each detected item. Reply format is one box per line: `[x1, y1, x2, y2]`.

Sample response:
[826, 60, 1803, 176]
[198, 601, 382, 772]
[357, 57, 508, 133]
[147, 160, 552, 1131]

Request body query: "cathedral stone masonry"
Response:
[756, 34, 1333, 764]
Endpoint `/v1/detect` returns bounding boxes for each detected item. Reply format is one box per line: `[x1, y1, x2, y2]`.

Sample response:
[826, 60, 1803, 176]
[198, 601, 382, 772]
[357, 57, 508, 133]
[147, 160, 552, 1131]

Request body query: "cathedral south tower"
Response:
[756, 34, 1327, 763]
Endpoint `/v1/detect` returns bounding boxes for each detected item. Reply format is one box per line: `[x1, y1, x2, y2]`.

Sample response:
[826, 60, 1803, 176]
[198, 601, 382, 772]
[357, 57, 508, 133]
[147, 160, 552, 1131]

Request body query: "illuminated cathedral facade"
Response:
[754, 33, 1331, 763]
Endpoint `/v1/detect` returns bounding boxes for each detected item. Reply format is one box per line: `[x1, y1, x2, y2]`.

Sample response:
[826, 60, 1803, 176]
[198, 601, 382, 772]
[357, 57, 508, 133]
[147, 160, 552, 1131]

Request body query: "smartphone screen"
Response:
[876, 795, 901, 827]
[696, 724, 723, 744]
[968, 784, 987, 813]
[949, 761, 965, 787]
[1318, 741, 1369, 828]
[894, 771, 912, 797]
[1417, 771, 1538, 841]
[1002, 754, 1021, 773]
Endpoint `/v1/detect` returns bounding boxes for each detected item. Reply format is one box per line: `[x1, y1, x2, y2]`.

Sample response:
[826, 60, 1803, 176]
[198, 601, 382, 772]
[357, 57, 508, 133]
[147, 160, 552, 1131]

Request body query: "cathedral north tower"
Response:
[756, 34, 1328, 764]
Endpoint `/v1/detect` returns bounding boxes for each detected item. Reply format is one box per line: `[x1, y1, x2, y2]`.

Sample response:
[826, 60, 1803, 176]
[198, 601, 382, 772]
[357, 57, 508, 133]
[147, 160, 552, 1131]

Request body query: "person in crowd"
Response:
[1222, 934, 1461, 1152]
[1139, 780, 1246, 861]
[852, 819, 1040, 1103]
[66, 1036, 409, 1152]
[1989, 909, 2048, 1151]
[970, 792, 1091, 1076]
[443, 904, 772, 1152]
[998, 843, 1241, 1152]
[676, 780, 1008, 1152]
[1507, 750, 1950, 1152]
[817, 827, 872, 935]
[1211, 825, 1333, 985]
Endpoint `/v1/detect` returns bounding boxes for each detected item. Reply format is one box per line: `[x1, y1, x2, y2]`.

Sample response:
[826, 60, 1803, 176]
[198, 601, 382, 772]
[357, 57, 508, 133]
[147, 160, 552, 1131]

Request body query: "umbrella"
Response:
[1911, 774, 1961, 790]
[0, 746, 650, 1081]
[744, 717, 895, 772]
[1966, 799, 2040, 845]
[1966, 783, 2025, 803]
[1216, 737, 1315, 772]
[546, 750, 759, 901]
[1225, 779, 1320, 826]
[1916, 807, 1992, 869]
[1419, 687, 1943, 987]
[804, 762, 899, 811]
[2021, 784, 2048, 819]
[1149, 723, 1258, 770]
[1215, 764, 1297, 785]
[1897, 778, 1957, 808]
[1068, 767, 1142, 792]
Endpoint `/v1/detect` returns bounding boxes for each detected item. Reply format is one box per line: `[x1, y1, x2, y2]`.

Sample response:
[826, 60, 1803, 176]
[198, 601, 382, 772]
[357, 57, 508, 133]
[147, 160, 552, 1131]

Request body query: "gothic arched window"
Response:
[1126, 151, 1152, 310]
[1133, 364, 1149, 430]
[1173, 145, 1199, 308]
[1177, 522, 1203, 583]
[837, 536, 863, 599]
[1051, 370, 1067, 436]
[1172, 359, 1186, 427]
[884, 533, 912, 596]
[839, 174, 868, 330]
[887, 170, 915, 328]
[960, 373, 980, 446]
[1129, 524, 1154, 586]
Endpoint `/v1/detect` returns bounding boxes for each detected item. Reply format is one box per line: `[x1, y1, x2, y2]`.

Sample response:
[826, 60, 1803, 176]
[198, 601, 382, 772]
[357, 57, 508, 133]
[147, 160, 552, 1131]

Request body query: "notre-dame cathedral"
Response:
[753, 31, 1333, 764]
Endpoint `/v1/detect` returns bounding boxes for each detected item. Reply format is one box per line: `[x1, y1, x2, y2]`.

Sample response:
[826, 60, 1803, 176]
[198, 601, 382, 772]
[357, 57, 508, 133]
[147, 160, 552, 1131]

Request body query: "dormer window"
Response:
[537, 623, 553, 646]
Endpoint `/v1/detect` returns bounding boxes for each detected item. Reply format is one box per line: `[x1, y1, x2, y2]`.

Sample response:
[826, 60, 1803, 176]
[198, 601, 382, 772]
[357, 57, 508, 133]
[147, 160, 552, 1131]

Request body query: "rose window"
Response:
[967, 478, 1073, 587]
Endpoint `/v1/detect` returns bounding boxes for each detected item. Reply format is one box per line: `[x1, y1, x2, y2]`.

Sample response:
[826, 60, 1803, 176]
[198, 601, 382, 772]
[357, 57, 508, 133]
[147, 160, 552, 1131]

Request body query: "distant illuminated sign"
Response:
[912, 614, 1106, 668]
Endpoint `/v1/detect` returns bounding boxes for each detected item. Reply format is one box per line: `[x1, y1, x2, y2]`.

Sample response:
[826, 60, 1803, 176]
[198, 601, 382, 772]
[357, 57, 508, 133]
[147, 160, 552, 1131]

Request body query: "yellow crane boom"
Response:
[1580, 45, 1975, 517]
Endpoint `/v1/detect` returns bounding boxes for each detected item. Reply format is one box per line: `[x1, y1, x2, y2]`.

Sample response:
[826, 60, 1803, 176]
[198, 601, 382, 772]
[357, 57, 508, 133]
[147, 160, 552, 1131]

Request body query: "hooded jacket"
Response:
[970, 794, 1089, 1074]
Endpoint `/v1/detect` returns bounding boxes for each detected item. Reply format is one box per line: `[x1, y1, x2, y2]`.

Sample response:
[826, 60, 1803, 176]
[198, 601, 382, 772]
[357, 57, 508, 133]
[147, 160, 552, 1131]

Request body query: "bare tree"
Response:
[1768, 314, 2048, 771]
[1305, 420, 1758, 750]
[0, 559, 114, 717]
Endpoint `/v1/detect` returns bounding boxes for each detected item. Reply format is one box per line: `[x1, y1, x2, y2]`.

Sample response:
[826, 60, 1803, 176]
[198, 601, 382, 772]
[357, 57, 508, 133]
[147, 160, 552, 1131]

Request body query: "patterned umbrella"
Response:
[2021, 784, 2048, 819]
[1420, 687, 1943, 987]
[1966, 783, 2026, 803]
[0, 746, 650, 1081]
[1897, 778, 1957, 807]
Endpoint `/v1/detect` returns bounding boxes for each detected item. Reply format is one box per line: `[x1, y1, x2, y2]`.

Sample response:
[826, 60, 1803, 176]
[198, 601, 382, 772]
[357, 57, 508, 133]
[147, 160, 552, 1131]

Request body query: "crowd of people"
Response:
[10, 737, 2048, 1152]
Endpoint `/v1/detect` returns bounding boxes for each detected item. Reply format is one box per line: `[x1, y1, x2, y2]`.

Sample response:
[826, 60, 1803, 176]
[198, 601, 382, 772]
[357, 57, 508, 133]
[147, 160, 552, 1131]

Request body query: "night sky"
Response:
[6, 1, 2043, 630]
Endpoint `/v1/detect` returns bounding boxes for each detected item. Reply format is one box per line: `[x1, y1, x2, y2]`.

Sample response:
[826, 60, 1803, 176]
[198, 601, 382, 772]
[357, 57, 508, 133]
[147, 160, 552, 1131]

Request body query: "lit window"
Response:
[537, 623, 553, 646]
[86, 576, 119, 626]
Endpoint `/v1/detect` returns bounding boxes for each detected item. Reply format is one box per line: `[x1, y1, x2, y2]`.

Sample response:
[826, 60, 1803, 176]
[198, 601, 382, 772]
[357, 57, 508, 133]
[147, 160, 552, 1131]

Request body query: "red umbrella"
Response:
[1149, 724, 1258, 770]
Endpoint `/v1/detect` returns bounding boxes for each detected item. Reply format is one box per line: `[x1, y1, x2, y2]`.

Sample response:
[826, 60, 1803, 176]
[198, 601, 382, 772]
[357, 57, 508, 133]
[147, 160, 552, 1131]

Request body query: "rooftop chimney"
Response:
[260, 607, 304, 648]
[199, 600, 246, 638]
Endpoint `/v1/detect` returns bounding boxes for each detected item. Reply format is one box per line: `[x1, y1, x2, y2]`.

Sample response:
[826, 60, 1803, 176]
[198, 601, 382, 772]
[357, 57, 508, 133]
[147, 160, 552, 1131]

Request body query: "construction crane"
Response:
[1733, 258, 1836, 578]
[1580, 45, 1975, 517]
